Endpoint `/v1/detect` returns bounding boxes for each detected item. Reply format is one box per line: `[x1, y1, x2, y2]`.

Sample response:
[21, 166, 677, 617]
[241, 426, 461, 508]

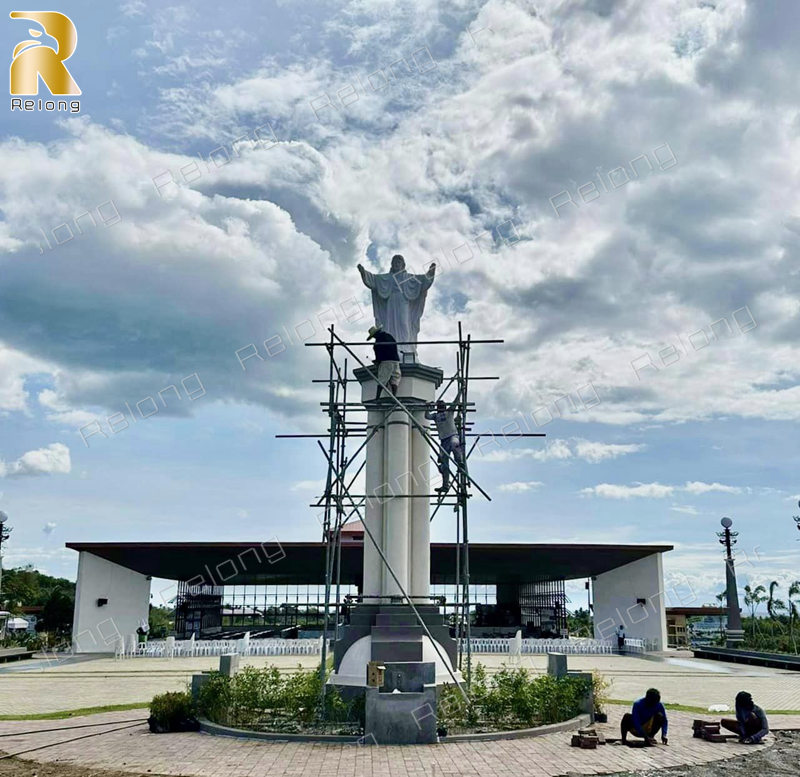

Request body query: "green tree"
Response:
[767, 581, 786, 621]
[149, 605, 173, 638]
[715, 591, 726, 641]
[567, 608, 593, 638]
[1, 565, 75, 611]
[1, 565, 39, 610]
[39, 587, 74, 636]
[743, 584, 767, 640]
[788, 581, 800, 655]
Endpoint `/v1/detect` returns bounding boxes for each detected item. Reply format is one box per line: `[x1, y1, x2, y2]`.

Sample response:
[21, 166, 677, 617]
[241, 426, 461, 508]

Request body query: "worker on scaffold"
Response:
[367, 324, 401, 400]
[426, 395, 466, 494]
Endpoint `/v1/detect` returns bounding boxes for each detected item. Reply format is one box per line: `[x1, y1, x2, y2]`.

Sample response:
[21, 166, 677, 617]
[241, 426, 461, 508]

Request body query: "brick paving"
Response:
[1, 708, 799, 777]
[2, 651, 799, 777]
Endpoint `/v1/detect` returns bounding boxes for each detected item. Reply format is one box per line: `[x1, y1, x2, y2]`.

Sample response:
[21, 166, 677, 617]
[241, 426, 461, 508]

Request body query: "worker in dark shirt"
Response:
[621, 688, 668, 745]
[721, 691, 769, 743]
[367, 325, 401, 400]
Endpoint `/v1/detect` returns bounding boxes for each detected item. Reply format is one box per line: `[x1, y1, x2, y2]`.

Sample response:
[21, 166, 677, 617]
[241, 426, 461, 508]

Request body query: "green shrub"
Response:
[196, 665, 361, 733]
[437, 663, 591, 733]
[149, 691, 196, 731]
[591, 671, 610, 715]
[0, 632, 46, 651]
[197, 672, 233, 725]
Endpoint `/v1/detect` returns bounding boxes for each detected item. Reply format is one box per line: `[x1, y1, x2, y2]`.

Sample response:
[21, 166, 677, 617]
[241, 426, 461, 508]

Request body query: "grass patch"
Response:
[0, 702, 149, 721]
[607, 699, 800, 715]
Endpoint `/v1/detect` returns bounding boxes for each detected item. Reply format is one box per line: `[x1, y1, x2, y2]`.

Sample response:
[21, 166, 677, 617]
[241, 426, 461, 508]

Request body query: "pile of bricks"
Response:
[692, 719, 729, 743]
[570, 728, 606, 749]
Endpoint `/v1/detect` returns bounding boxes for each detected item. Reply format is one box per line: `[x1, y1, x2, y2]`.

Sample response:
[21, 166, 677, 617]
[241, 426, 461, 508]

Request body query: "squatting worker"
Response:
[425, 398, 465, 494]
[721, 691, 769, 743]
[621, 688, 668, 746]
[367, 325, 401, 400]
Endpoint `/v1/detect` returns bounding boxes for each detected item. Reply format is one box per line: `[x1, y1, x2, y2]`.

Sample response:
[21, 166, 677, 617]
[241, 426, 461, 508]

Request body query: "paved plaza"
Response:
[1, 651, 799, 777]
[1, 706, 799, 777]
[2, 652, 799, 717]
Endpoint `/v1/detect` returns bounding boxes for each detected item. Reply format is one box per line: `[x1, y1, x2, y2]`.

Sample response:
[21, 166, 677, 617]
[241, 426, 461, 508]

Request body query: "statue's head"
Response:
[390, 254, 405, 272]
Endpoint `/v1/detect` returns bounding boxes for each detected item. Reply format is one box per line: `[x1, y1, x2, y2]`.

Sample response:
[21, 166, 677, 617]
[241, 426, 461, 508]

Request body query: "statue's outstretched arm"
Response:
[357, 263, 375, 289]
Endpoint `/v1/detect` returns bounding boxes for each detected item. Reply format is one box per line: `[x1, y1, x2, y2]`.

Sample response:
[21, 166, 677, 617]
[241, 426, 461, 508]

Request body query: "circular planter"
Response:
[198, 713, 591, 744]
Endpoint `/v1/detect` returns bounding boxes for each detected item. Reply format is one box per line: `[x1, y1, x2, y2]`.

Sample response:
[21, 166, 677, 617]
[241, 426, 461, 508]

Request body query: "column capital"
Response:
[356, 363, 444, 405]
[354, 363, 444, 387]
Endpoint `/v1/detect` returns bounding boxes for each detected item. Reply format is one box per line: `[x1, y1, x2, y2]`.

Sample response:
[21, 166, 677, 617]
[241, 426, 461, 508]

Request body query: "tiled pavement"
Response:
[3, 652, 799, 716]
[2, 652, 799, 776]
[1, 708, 799, 777]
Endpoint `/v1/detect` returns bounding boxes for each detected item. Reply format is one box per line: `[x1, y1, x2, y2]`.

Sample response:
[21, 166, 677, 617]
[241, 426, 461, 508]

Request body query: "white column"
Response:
[362, 408, 385, 601]
[409, 408, 430, 600]
[382, 408, 410, 597]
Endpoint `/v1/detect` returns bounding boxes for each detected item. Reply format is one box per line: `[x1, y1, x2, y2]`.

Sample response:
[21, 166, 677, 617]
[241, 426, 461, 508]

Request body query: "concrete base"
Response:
[364, 660, 438, 745]
[330, 605, 460, 689]
[547, 652, 568, 678]
[725, 628, 745, 648]
[365, 682, 438, 745]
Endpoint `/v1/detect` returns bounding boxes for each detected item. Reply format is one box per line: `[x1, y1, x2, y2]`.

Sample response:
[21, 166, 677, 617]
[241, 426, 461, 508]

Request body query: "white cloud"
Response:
[0, 443, 71, 478]
[0, 345, 48, 414]
[291, 479, 325, 492]
[583, 481, 745, 499]
[581, 483, 675, 499]
[670, 505, 700, 515]
[683, 481, 742, 495]
[497, 480, 543, 493]
[573, 440, 645, 463]
[43, 522, 57, 535]
[481, 438, 642, 464]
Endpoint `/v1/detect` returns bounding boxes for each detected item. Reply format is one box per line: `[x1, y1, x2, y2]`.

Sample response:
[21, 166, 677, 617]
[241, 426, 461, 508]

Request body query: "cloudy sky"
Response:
[1, 0, 798, 610]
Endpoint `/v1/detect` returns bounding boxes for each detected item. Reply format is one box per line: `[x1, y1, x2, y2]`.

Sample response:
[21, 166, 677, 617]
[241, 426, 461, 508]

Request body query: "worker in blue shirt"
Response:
[621, 688, 668, 745]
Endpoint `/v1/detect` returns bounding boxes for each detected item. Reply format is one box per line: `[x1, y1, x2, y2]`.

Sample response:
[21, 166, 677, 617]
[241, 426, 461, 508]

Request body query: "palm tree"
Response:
[743, 584, 767, 640]
[715, 591, 726, 641]
[788, 581, 800, 655]
[767, 581, 786, 620]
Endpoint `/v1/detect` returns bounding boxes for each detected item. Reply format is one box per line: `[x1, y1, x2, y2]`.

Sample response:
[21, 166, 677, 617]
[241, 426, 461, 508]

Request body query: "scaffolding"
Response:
[276, 324, 545, 712]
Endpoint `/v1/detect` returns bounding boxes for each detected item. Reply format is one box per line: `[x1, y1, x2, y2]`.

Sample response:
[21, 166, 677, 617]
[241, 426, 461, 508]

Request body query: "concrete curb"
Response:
[198, 713, 590, 744]
[442, 713, 591, 742]
[198, 717, 361, 742]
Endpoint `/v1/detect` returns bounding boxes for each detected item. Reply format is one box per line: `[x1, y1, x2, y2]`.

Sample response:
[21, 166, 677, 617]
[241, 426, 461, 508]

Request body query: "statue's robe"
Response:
[360, 267, 434, 358]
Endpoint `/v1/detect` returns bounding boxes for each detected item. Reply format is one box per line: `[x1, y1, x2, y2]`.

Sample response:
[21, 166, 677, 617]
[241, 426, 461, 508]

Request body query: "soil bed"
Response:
[610, 731, 800, 777]
[0, 759, 168, 777]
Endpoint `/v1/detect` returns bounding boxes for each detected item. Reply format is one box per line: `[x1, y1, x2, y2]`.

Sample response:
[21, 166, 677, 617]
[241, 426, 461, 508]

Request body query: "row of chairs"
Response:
[117, 636, 648, 659]
[461, 638, 617, 655]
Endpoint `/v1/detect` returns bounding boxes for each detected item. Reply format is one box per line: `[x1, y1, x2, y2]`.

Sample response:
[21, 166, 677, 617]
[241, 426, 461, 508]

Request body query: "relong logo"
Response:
[10, 11, 80, 96]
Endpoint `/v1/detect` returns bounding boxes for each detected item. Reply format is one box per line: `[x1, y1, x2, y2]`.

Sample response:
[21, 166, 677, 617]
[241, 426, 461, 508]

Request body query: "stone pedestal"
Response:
[725, 628, 745, 648]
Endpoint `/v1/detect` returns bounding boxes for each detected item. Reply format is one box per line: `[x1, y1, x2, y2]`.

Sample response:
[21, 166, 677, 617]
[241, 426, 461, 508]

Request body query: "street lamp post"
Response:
[0, 511, 11, 606]
[717, 516, 744, 648]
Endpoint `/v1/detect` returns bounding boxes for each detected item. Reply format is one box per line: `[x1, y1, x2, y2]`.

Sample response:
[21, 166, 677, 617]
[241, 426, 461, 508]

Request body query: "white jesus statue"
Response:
[357, 254, 436, 360]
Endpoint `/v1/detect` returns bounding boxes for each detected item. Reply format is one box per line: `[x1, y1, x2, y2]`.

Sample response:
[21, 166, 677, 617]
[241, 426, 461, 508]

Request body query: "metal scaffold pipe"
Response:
[276, 322, 548, 720]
